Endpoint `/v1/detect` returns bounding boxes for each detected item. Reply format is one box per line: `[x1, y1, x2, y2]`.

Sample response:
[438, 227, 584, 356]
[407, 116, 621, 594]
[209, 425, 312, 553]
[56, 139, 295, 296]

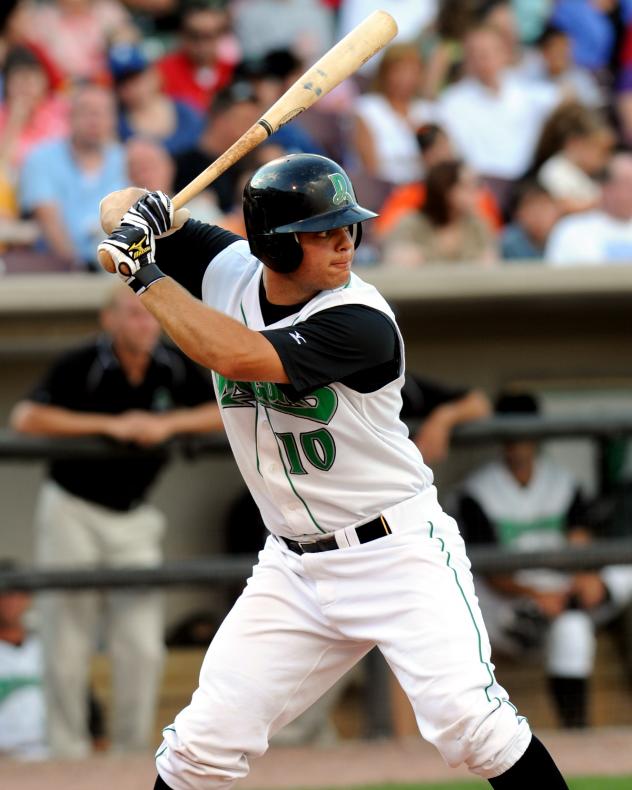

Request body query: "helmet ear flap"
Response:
[351, 223, 363, 249]
[250, 233, 303, 273]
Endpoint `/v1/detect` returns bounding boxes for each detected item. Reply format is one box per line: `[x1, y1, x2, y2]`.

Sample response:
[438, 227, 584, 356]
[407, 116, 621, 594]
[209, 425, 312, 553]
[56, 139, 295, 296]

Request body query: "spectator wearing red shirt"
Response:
[156, 1, 237, 113]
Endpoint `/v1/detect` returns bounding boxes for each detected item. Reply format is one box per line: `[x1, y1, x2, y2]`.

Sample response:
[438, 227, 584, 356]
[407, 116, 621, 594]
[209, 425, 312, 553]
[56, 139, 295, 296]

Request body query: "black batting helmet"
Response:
[243, 154, 377, 273]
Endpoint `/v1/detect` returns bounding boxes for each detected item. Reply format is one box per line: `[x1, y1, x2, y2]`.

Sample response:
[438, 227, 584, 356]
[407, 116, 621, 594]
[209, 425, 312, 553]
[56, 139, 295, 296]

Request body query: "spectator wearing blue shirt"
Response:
[19, 83, 126, 270]
[501, 180, 560, 261]
[551, 0, 632, 74]
[109, 43, 204, 157]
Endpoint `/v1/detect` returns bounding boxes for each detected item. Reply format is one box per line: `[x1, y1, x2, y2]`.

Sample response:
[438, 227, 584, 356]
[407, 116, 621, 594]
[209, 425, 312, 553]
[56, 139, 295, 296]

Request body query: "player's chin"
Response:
[328, 262, 352, 284]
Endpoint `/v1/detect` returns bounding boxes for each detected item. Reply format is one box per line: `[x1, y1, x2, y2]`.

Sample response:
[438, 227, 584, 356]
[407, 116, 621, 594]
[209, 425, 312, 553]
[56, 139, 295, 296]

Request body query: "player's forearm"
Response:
[140, 277, 289, 382]
[9, 401, 117, 437]
[438, 390, 492, 428]
[160, 403, 223, 436]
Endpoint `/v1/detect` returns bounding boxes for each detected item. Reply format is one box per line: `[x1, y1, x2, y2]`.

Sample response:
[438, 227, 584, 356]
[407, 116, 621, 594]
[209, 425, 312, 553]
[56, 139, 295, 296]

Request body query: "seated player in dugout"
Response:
[98, 154, 569, 789]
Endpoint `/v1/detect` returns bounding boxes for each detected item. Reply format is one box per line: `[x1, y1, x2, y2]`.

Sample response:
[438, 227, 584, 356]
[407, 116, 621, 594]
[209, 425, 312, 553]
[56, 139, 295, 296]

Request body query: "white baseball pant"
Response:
[156, 490, 531, 789]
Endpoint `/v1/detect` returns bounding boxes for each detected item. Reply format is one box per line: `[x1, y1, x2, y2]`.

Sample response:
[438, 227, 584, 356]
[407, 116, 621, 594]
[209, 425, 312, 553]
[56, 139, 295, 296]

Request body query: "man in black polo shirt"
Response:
[9, 286, 221, 758]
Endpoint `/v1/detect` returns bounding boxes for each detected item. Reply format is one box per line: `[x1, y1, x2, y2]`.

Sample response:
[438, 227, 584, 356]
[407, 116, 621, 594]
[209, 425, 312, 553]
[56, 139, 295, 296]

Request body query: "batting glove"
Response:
[97, 225, 166, 294]
[121, 190, 174, 237]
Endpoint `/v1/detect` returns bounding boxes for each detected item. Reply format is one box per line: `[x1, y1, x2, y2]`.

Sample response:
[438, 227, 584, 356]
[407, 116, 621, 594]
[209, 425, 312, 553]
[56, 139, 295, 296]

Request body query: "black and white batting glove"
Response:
[97, 224, 165, 294]
[121, 190, 174, 237]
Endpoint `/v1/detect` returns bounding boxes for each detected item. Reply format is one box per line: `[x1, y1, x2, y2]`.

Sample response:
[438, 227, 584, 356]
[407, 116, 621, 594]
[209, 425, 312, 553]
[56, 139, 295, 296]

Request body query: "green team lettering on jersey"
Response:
[215, 374, 338, 425]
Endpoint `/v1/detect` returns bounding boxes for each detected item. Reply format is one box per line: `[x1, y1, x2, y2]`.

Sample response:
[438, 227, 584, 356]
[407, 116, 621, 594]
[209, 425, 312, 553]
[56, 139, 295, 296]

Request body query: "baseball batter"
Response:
[98, 154, 568, 789]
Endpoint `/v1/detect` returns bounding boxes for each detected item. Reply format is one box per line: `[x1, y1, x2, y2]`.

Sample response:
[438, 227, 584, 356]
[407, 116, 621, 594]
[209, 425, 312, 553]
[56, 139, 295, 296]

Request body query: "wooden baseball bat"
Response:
[171, 9, 398, 209]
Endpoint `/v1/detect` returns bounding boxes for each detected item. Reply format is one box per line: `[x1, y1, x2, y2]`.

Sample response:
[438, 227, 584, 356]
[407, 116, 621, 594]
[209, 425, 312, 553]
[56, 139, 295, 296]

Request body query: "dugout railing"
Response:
[2, 414, 632, 735]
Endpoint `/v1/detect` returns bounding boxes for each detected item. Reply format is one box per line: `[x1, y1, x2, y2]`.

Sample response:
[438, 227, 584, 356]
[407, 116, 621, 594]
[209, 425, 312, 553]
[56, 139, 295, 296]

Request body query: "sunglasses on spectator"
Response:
[183, 26, 228, 41]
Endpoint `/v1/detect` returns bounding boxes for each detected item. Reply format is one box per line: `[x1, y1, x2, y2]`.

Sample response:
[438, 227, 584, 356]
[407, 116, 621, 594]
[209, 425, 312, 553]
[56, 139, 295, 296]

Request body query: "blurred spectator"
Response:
[545, 152, 632, 265]
[532, 102, 615, 215]
[511, 0, 552, 45]
[454, 392, 614, 728]
[550, 0, 632, 77]
[155, 1, 237, 113]
[417, 0, 480, 100]
[126, 135, 220, 223]
[520, 24, 605, 108]
[480, 0, 525, 68]
[500, 180, 559, 260]
[375, 122, 502, 238]
[437, 24, 561, 211]
[19, 83, 126, 270]
[9, 285, 221, 758]
[236, 49, 326, 155]
[109, 42, 204, 155]
[174, 81, 262, 213]
[21, 0, 137, 84]
[381, 159, 497, 267]
[401, 372, 491, 465]
[339, 0, 438, 80]
[231, 0, 334, 63]
[613, 17, 632, 146]
[351, 43, 435, 186]
[0, 45, 68, 253]
[0, 561, 48, 760]
[0, 46, 69, 172]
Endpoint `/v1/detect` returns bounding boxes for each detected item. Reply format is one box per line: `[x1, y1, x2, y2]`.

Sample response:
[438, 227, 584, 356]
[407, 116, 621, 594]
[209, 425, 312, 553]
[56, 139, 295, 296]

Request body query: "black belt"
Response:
[280, 514, 392, 555]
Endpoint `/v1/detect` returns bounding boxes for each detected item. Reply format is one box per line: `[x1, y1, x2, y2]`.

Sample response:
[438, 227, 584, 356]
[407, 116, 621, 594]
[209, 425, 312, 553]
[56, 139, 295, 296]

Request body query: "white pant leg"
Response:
[156, 537, 371, 790]
[34, 482, 100, 758]
[546, 611, 595, 677]
[307, 506, 532, 781]
[99, 503, 166, 752]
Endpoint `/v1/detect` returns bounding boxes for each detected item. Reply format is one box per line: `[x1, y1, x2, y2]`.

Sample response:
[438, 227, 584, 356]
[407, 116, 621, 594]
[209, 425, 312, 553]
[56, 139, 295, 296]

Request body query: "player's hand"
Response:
[570, 573, 607, 610]
[121, 190, 174, 236]
[531, 590, 568, 619]
[99, 187, 190, 235]
[97, 224, 155, 280]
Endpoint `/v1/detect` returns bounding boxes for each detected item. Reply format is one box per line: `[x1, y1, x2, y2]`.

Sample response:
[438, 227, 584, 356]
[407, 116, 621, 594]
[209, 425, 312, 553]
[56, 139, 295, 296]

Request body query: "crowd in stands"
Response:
[4, 0, 632, 271]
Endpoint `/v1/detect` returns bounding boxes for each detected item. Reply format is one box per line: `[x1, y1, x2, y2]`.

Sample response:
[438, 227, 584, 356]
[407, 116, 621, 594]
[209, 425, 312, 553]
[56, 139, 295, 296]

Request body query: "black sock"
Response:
[488, 735, 568, 789]
[549, 676, 589, 728]
[153, 775, 173, 790]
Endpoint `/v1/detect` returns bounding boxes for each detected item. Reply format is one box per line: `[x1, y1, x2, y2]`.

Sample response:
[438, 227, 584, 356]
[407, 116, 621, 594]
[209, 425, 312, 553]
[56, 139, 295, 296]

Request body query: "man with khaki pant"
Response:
[10, 287, 221, 757]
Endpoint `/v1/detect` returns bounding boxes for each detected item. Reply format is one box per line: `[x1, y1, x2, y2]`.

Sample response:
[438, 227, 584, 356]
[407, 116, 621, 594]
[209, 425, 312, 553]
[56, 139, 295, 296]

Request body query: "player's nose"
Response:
[333, 226, 353, 249]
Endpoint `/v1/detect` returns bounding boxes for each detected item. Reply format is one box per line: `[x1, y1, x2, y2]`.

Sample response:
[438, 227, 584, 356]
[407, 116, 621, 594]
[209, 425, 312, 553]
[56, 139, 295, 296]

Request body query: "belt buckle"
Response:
[297, 541, 313, 553]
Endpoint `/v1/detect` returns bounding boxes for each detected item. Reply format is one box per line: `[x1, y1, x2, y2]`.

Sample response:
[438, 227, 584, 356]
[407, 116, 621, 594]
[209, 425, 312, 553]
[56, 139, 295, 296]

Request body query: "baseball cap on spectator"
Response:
[495, 392, 539, 415]
[108, 43, 149, 84]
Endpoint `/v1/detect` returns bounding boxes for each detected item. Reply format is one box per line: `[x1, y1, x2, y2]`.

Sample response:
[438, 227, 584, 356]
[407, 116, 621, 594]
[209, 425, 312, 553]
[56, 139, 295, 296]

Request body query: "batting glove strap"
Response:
[121, 190, 174, 236]
[128, 264, 166, 295]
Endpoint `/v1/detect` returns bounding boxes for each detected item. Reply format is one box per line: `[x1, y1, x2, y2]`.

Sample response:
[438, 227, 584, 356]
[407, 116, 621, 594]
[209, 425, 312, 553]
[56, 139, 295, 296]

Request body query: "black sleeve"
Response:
[261, 305, 400, 398]
[400, 373, 469, 420]
[457, 494, 497, 545]
[155, 219, 244, 299]
[565, 488, 590, 531]
[167, 346, 216, 407]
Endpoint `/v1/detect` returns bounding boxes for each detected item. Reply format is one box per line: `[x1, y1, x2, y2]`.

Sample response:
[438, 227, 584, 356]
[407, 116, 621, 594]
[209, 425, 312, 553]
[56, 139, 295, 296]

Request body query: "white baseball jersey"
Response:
[460, 457, 581, 591]
[154, 223, 532, 790]
[202, 240, 434, 539]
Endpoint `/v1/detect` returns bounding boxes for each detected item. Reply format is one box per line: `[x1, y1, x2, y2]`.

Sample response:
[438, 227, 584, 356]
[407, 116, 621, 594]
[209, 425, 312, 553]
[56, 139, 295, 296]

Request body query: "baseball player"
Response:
[98, 154, 568, 789]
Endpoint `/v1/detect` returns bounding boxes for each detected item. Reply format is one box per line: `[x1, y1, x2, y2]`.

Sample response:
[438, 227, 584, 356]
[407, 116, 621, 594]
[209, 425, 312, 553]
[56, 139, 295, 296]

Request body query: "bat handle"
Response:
[171, 122, 270, 210]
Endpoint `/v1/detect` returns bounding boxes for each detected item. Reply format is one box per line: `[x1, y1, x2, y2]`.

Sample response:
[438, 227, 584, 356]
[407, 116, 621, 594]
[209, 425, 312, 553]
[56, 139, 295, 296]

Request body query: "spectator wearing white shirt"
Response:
[520, 24, 605, 108]
[545, 153, 632, 266]
[351, 43, 435, 186]
[438, 24, 560, 211]
[532, 102, 614, 216]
